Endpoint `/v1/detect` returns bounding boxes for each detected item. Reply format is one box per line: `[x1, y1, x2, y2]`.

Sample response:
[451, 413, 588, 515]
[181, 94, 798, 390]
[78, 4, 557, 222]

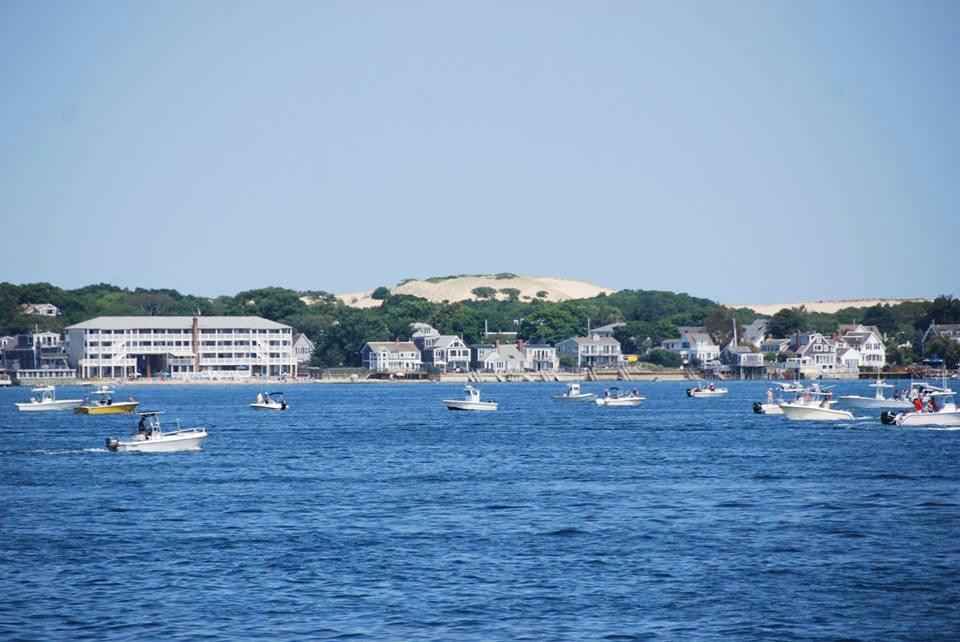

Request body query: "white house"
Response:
[836, 345, 863, 374]
[520, 341, 558, 372]
[20, 303, 60, 317]
[66, 316, 297, 379]
[837, 324, 885, 369]
[786, 333, 837, 377]
[660, 327, 720, 365]
[360, 341, 422, 372]
[556, 334, 623, 368]
[292, 333, 316, 365]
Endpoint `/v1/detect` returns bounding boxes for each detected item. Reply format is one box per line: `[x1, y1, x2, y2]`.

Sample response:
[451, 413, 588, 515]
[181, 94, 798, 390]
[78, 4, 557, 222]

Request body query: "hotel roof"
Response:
[66, 316, 291, 330]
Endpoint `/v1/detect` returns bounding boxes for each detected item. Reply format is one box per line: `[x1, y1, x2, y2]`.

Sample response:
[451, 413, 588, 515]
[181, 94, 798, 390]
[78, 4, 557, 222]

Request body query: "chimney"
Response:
[517, 338, 525, 352]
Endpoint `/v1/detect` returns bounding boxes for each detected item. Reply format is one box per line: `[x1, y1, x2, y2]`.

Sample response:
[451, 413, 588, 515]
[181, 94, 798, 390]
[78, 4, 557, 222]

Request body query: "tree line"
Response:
[1, 281, 959, 368]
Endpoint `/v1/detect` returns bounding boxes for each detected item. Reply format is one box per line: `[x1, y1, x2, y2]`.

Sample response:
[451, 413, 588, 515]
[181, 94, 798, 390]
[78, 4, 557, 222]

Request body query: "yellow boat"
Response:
[74, 387, 139, 415]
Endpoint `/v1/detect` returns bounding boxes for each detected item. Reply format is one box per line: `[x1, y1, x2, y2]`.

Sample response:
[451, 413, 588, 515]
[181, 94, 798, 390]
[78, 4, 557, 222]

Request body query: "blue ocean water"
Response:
[1, 380, 958, 640]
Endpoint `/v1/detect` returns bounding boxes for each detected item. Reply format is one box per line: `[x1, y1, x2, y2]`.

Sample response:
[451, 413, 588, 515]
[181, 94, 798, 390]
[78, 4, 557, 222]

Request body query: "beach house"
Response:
[20, 303, 60, 317]
[660, 326, 720, 365]
[556, 334, 623, 368]
[292, 333, 316, 365]
[837, 324, 886, 369]
[360, 341, 422, 372]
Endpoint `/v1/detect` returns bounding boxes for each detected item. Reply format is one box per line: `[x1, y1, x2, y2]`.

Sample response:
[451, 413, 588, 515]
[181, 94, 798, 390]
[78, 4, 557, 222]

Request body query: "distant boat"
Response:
[105, 411, 207, 453]
[15, 386, 83, 412]
[838, 374, 913, 410]
[595, 387, 645, 407]
[687, 383, 728, 398]
[552, 381, 597, 403]
[443, 386, 498, 411]
[250, 391, 288, 411]
[74, 386, 138, 415]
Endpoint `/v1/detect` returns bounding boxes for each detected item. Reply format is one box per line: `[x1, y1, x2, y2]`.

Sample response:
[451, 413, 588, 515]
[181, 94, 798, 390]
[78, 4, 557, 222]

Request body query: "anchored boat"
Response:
[443, 385, 498, 411]
[687, 382, 728, 398]
[838, 377, 913, 410]
[15, 386, 83, 412]
[595, 387, 645, 407]
[105, 411, 207, 453]
[552, 381, 597, 403]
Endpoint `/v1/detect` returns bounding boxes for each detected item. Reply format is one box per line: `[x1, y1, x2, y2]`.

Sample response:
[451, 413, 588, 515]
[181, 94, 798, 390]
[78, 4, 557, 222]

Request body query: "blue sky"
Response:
[1, 1, 957, 302]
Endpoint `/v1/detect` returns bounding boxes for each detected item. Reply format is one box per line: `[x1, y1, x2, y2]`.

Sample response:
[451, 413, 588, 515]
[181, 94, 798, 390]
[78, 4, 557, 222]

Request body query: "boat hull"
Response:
[780, 403, 853, 421]
[75, 402, 139, 415]
[15, 399, 83, 412]
[552, 393, 598, 403]
[107, 430, 207, 452]
[838, 396, 913, 410]
[249, 403, 287, 410]
[595, 397, 645, 407]
[890, 411, 960, 427]
[444, 400, 498, 411]
[753, 402, 783, 415]
[688, 390, 728, 398]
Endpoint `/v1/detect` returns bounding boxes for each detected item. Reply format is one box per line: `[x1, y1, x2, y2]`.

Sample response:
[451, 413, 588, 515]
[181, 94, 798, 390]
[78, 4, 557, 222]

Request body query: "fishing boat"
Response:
[74, 386, 139, 415]
[779, 386, 853, 421]
[774, 381, 804, 393]
[595, 387, 645, 407]
[14, 386, 83, 412]
[552, 381, 597, 403]
[443, 385, 498, 411]
[881, 387, 960, 427]
[105, 411, 207, 452]
[837, 377, 913, 410]
[687, 382, 728, 398]
[250, 391, 288, 410]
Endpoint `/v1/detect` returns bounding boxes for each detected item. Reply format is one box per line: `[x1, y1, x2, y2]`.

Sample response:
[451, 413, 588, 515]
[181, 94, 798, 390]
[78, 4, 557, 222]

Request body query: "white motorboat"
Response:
[250, 391, 288, 410]
[687, 383, 728, 398]
[15, 386, 84, 412]
[552, 382, 597, 403]
[838, 378, 913, 410]
[779, 387, 853, 421]
[105, 411, 207, 453]
[774, 381, 805, 393]
[595, 387, 645, 407]
[881, 388, 960, 427]
[443, 386, 498, 411]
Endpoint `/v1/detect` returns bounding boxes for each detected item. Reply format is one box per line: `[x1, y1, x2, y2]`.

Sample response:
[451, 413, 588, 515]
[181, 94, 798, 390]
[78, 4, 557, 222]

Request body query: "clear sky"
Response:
[1, 1, 957, 303]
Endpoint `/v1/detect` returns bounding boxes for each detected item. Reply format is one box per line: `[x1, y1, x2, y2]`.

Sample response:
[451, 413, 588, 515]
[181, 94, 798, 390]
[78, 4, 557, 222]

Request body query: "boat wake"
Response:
[1, 447, 109, 456]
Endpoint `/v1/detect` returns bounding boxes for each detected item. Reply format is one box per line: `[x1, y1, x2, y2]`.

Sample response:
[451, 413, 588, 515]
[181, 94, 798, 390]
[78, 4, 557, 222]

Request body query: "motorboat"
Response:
[779, 386, 853, 421]
[837, 378, 913, 410]
[687, 383, 728, 398]
[105, 411, 207, 453]
[881, 388, 960, 427]
[595, 387, 645, 407]
[250, 391, 289, 410]
[74, 386, 139, 415]
[753, 401, 784, 415]
[14, 386, 83, 412]
[0, 370, 11, 387]
[774, 381, 804, 393]
[552, 381, 597, 403]
[443, 385, 498, 411]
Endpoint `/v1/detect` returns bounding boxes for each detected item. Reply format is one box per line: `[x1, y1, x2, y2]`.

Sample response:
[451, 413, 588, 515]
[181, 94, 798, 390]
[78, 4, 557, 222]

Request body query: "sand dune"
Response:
[334, 275, 614, 308]
[726, 298, 930, 315]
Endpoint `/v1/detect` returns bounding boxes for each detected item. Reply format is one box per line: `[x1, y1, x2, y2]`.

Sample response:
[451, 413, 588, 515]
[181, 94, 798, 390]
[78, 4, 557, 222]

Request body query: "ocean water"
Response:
[1, 380, 958, 640]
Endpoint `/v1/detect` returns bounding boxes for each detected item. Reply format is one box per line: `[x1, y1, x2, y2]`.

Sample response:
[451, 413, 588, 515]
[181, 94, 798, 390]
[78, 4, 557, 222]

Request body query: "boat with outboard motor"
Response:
[552, 381, 597, 403]
[779, 385, 853, 421]
[443, 385, 498, 411]
[105, 411, 207, 452]
[74, 386, 139, 415]
[250, 391, 288, 410]
[881, 386, 960, 427]
[687, 382, 728, 398]
[15, 386, 83, 412]
[838, 377, 913, 410]
[595, 387, 645, 407]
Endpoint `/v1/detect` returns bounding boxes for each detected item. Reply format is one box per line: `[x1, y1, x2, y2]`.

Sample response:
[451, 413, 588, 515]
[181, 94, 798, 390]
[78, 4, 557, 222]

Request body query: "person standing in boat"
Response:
[766, 388, 773, 404]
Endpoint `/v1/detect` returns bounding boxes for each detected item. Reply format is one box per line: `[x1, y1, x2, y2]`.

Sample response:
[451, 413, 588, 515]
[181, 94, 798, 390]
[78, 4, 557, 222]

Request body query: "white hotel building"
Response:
[66, 316, 297, 379]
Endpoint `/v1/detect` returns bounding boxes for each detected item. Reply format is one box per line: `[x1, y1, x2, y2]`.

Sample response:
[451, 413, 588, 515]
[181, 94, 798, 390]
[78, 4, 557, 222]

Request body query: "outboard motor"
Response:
[686, 388, 694, 397]
[753, 401, 763, 414]
[105, 437, 119, 452]
[880, 411, 898, 426]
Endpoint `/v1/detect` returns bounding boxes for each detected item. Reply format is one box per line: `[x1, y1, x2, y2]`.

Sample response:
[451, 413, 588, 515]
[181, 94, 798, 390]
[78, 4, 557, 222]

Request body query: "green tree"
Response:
[371, 286, 390, 300]
[471, 287, 496, 300]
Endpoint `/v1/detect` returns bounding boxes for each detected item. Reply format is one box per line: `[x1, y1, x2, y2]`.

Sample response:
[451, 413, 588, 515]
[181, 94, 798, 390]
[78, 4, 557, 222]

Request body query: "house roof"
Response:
[930, 323, 960, 332]
[561, 336, 621, 346]
[590, 322, 625, 334]
[364, 341, 419, 353]
[66, 316, 291, 330]
[433, 335, 465, 349]
[498, 345, 525, 361]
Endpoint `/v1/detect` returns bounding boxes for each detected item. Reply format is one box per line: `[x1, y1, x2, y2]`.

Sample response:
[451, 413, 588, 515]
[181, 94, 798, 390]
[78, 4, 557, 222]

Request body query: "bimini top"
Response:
[66, 316, 291, 331]
[137, 410, 165, 416]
